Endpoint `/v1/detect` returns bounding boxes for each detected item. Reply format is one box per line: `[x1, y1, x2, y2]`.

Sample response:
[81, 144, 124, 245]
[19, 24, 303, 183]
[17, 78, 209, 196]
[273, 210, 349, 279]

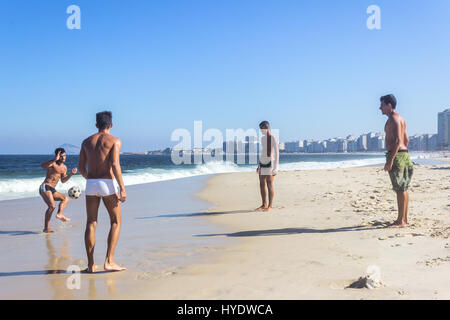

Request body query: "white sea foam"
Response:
[0, 153, 432, 201]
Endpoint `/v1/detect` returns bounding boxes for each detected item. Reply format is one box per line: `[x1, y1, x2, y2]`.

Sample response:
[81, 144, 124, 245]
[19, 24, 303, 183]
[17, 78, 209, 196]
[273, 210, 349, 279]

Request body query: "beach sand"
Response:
[1, 163, 449, 299]
[134, 162, 450, 299]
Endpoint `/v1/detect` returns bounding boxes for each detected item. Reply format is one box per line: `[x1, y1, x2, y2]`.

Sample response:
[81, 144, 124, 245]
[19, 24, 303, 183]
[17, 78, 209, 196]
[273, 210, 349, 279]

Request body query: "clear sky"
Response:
[1, 0, 449, 153]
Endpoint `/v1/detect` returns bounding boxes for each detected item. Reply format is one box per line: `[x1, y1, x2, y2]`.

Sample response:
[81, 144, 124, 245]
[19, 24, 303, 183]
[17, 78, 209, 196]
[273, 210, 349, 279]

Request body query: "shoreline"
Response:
[1, 153, 447, 203]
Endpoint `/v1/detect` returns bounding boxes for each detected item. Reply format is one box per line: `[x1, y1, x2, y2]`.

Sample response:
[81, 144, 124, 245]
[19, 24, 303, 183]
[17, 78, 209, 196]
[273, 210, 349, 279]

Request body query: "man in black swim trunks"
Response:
[256, 121, 279, 212]
[39, 148, 77, 233]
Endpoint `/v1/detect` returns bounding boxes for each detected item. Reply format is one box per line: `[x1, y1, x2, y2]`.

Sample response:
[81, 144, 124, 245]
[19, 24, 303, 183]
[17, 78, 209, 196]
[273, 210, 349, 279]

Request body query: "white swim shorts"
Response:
[85, 179, 120, 197]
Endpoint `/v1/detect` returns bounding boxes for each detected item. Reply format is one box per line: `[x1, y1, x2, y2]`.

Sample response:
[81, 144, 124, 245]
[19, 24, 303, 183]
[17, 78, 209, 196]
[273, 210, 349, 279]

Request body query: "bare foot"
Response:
[255, 205, 268, 211]
[263, 206, 273, 212]
[388, 221, 408, 228]
[56, 214, 70, 222]
[43, 228, 55, 233]
[104, 261, 126, 272]
[84, 264, 97, 273]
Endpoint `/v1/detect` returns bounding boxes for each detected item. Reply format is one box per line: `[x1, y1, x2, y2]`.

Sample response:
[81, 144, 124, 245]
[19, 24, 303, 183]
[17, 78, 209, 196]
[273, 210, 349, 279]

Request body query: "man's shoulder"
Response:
[392, 112, 404, 121]
[110, 135, 121, 142]
[387, 114, 402, 124]
[111, 135, 122, 146]
[82, 134, 96, 145]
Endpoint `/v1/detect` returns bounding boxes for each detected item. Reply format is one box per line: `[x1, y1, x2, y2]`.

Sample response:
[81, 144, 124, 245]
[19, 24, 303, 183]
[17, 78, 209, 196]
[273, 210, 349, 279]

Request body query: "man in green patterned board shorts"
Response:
[380, 94, 413, 228]
[386, 151, 414, 192]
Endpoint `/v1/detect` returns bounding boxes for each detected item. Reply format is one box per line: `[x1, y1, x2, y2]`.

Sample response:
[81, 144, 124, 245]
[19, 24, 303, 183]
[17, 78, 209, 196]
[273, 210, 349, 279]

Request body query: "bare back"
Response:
[81, 133, 119, 179]
[385, 112, 409, 152]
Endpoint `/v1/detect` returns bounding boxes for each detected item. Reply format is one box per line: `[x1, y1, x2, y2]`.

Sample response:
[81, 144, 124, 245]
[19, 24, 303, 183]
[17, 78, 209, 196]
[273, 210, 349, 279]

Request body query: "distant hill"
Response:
[60, 143, 80, 155]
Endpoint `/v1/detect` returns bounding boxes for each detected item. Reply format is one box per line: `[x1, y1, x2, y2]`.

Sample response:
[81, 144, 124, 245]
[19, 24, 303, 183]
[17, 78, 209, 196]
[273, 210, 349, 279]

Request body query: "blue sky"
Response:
[0, 0, 449, 153]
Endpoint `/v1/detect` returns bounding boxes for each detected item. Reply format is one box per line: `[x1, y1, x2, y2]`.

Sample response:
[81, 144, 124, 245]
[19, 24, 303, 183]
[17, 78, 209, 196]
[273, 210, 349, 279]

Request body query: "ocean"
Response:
[0, 153, 434, 201]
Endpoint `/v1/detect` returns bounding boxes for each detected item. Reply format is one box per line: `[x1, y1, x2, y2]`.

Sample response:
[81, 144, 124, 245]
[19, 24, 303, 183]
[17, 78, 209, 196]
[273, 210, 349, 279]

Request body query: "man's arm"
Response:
[61, 166, 77, 183]
[41, 151, 61, 169]
[272, 136, 279, 175]
[385, 117, 401, 171]
[78, 142, 88, 179]
[111, 139, 127, 202]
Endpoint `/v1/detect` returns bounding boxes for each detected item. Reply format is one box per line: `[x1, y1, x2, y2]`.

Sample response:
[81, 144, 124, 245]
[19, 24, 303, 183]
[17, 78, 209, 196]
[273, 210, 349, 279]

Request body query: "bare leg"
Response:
[265, 175, 275, 211]
[53, 192, 70, 222]
[390, 191, 407, 228]
[40, 191, 56, 233]
[405, 191, 409, 224]
[256, 174, 268, 211]
[85, 196, 100, 273]
[103, 194, 126, 272]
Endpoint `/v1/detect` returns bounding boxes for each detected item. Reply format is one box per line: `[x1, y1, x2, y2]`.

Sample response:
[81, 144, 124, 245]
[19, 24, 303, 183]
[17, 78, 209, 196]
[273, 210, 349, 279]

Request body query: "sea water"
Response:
[0, 153, 438, 201]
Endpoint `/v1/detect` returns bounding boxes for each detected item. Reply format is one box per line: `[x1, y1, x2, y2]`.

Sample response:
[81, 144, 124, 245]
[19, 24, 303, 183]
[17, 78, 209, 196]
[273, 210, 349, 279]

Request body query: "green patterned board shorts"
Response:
[386, 152, 414, 191]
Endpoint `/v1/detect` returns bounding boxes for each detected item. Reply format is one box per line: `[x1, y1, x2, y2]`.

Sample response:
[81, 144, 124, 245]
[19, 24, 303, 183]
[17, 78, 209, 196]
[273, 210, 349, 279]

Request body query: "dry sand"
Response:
[132, 163, 450, 299]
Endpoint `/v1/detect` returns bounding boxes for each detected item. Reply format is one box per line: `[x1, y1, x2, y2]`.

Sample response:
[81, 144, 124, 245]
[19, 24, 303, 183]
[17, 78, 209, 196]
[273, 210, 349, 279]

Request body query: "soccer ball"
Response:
[68, 186, 82, 199]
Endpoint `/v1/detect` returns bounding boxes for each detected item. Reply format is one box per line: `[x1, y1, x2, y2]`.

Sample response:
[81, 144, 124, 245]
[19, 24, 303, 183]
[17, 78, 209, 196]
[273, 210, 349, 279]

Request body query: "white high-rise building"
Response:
[357, 134, 368, 151]
[438, 109, 450, 150]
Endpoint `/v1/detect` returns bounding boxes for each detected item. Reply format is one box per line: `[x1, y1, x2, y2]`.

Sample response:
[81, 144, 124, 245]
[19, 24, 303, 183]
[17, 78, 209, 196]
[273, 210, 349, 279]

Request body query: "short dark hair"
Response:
[96, 111, 113, 130]
[259, 121, 270, 129]
[380, 94, 397, 109]
[54, 147, 66, 155]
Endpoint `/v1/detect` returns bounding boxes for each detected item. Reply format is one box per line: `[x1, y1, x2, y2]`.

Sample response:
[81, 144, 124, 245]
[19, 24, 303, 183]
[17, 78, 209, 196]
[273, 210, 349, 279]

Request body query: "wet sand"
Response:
[0, 176, 230, 299]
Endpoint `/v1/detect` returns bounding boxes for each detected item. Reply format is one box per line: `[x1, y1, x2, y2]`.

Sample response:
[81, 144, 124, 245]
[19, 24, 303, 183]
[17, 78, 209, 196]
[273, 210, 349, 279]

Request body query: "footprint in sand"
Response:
[417, 256, 450, 267]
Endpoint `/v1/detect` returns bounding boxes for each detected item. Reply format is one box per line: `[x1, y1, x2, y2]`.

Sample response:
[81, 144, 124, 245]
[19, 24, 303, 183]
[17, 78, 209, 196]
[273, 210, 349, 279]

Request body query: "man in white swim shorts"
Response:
[78, 111, 127, 273]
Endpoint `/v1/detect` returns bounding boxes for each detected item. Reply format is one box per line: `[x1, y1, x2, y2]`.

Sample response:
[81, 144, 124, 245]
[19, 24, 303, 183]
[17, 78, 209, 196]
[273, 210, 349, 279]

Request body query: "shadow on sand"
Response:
[195, 224, 386, 238]
[0, 230, 40, 236]
[136, 209, 253, 220]
[0, 269, 112, 277]
[429, 166, 450, 170]
[0, 270, 67, 277]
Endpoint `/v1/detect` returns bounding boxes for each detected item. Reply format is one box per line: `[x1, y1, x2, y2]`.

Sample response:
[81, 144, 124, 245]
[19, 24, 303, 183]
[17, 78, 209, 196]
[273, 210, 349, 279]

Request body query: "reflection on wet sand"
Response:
[88, 278, 97, 300]
[105, 276, 117, 296]
[45, 234, 74, 299]
[45, 234, 119, 299]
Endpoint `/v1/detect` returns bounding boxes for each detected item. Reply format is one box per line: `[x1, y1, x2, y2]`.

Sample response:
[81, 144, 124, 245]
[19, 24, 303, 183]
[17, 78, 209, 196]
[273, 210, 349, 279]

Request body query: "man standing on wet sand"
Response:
[380, 94, 413, 228]
[78, 111, 127, 273]
[39, 148, 77, 233]
[256, 121, 279, 211]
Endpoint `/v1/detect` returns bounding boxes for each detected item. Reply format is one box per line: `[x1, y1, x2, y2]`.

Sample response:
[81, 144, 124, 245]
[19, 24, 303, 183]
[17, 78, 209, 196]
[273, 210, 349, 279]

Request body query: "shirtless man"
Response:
[39, 148, 77, 233]
[256, 121, 279, 212]
[380, 94, 413, 228]
[78, 111, 127, 273]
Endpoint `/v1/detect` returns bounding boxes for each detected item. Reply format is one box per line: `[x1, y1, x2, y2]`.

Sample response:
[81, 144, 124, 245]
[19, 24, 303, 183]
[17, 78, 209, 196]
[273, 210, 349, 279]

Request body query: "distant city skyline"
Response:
[280, 109, 448, 153]
[2, 110, 448, 155]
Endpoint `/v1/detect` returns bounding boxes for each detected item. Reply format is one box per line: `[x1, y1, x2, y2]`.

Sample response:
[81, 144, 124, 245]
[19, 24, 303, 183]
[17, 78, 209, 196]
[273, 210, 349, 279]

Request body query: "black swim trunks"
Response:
[39, 184, 57, 194]
[259, 161, 272, 168]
